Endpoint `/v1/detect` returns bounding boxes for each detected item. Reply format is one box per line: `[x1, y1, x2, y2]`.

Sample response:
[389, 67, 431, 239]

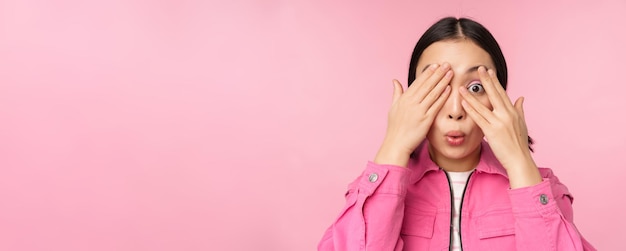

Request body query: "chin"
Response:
[430, 140, 481, 160]
[439, 148, 474, 160]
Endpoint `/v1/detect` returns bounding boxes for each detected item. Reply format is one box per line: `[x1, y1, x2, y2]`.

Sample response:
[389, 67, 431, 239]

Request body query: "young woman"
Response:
[318, 17, 596, 251]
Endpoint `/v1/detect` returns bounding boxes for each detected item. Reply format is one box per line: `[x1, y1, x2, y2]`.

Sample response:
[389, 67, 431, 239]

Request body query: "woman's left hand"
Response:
[459, 66, 542, 188]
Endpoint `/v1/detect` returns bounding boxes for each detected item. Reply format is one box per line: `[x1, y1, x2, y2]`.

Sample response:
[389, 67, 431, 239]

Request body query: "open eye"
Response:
[467, 82, 484, 94]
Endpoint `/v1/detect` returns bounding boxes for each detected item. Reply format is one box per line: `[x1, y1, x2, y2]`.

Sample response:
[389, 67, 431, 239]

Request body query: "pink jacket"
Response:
[318, 141, 596, 251]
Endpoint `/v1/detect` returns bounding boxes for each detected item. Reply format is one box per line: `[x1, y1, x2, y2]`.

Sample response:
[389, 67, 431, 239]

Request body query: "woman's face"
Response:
[415, 39, 496, 169]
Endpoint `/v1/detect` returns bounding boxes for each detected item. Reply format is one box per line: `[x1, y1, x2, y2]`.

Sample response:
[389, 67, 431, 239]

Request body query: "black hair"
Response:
[407, 17, 534, 151]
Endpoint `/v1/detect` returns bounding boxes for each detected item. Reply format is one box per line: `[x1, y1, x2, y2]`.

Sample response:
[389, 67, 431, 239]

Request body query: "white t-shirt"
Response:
[447, 169, 474, 251]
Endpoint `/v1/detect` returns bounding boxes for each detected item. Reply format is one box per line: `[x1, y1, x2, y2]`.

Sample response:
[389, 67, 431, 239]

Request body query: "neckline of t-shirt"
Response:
[446, 169, 475, 175]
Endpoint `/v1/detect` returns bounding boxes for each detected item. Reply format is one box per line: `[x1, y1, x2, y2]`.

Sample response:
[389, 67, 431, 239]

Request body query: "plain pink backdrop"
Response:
[0, 0, 623, 250]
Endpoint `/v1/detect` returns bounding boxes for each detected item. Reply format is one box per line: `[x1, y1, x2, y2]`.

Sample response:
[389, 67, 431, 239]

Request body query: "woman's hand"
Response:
[374, 63, 452, 167]
[459, 66, 542, 188]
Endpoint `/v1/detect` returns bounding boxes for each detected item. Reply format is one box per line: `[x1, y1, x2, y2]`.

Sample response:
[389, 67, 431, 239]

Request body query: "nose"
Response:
[444, 88, 466, 121]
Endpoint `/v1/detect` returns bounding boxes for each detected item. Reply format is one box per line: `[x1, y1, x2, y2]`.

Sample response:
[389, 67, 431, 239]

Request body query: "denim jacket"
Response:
[318, 141, 596, 251]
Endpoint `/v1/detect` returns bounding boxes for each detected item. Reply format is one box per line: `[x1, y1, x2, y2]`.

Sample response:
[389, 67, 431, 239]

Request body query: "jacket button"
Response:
[539, 194, 549, 205]
[368, 173, 379, 183]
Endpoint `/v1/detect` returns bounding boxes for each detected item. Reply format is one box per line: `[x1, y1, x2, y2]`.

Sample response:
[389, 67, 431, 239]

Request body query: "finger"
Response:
[421, 70, 453, 107]
[392, 79, 404, 104]
[459, 86, 497, 122]
[477, 66, 507, 110]
[461, 99, 490, 130]
[415, 63, 452, 102]
[485, 68, 516, 110]
[405, 63, 439, 95]
[426, 85, 451, 116]
[408, 63, 451, 102]
[488, 69, 510, 102]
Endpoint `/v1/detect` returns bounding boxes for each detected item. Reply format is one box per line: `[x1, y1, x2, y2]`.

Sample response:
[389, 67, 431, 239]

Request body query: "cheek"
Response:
[427, 122, 439, 136]
[479, 96, 493, 110]
[467, 122, 485, 141]
[468, 96, 489, 135]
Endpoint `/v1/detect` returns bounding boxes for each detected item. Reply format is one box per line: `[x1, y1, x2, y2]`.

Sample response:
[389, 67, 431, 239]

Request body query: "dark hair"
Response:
[407, 17, 534, 151]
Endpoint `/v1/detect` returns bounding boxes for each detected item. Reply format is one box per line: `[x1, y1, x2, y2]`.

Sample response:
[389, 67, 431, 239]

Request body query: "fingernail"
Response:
[445, 70, 453, 78]
[442, 63, 450, 70]
[430, 64, 439, 70]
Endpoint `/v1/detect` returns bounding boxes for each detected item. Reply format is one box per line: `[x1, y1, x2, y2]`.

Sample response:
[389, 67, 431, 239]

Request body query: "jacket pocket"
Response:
[400, 205, 436, 238]
[477, 208, 515, 239]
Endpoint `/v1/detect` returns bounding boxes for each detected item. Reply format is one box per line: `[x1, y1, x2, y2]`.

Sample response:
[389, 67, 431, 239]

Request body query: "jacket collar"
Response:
[408, 140, 508, 181]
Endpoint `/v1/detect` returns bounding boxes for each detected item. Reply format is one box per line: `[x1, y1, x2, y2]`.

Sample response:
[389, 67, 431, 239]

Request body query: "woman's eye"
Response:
[467, 83, 484, 94]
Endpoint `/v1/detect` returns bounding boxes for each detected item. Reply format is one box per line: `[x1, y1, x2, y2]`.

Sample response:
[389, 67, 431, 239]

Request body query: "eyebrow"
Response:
[421, 64, 491, 74]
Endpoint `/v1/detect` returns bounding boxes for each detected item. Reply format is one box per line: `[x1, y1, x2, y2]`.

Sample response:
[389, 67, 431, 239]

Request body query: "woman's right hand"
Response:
[373, 63, 453, 167]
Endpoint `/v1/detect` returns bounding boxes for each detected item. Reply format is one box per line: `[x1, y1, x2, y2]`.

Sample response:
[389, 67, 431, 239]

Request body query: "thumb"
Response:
[514, 97, 525, 117]
[392, 79, 404, 103]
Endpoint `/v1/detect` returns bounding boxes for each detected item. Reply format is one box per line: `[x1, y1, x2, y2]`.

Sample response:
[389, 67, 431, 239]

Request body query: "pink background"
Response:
[0, 1, 623, 250]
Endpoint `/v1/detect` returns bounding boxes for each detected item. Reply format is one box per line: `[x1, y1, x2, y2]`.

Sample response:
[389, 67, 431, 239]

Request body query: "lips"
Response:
[445, 131, 465, 146]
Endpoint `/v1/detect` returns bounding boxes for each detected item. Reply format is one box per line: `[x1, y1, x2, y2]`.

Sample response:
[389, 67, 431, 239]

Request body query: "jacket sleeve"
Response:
[317, 161, 412, 251]
[507, 169, 596, 251]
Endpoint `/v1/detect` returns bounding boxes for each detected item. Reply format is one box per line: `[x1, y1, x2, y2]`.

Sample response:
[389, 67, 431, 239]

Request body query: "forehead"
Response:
[416, 39, 495, 73]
